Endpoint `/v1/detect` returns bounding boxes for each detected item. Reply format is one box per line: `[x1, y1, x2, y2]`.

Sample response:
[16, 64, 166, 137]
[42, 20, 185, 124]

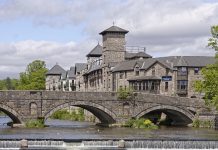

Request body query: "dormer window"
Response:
[152, 67, 155, 76]
[135, 66, 140, 76]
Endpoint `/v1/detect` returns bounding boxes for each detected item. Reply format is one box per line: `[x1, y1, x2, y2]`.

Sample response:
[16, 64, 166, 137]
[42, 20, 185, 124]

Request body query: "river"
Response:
[1, 116, 218, 149]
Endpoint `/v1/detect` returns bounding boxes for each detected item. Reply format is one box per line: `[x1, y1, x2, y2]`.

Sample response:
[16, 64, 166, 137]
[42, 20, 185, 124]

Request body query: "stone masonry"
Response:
[0, 90, 216, 127]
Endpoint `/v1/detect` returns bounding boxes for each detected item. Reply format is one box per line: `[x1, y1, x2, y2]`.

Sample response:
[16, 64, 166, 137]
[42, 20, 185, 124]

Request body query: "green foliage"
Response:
[50, 108, 85, 121]
[17, 60, 48, 90]
[25, 119, 44, 128]
[117, 87, 133, 100]
[0, 77, 18, 90]
[194, 25, 218, 109]
[124, 118, 158, 129]
[192, 119, 213, 128]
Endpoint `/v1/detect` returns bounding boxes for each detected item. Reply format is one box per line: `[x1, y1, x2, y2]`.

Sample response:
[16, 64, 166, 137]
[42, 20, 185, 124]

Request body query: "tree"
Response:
[5, 77, 13, 90]
[17, 60, 48, 90]
[195, 25, 218, 109]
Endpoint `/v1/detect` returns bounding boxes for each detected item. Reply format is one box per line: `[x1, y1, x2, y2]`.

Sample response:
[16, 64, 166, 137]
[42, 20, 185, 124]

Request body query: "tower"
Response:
[99, 25, 129, 65]
[99, 25, 128, 91]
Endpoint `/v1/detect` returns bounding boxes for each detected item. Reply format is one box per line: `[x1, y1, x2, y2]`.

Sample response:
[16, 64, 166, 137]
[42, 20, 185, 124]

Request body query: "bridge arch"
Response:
[44, 100, 117, 124]
[0, 103, 22, 124]
[136, 105, 195, 126]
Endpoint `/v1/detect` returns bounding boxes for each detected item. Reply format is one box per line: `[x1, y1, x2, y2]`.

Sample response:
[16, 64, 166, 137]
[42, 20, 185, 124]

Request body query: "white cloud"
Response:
[0, 0, 217, 78]
[0, 39, 98, 78]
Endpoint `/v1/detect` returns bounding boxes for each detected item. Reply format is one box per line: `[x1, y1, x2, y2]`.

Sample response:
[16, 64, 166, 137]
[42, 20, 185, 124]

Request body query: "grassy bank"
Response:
[50, 108, 85, 121]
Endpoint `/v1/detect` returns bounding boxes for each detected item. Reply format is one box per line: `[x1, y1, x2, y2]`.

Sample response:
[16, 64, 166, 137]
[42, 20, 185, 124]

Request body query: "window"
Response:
[152, 67, 155, 76]
[135, 66, 140, 76]
[133, 82, 138, 90]
[139, 83, 141, 91]
[166, 68, 169, 75]
[125, 72, 127, 78]
[178, 67, 187, 76]
[177, 80, 188, 90]
[165, 82, 168, 91]
[120, 72, 124, 79]
[108, 79, 110, 88]
[194, 68, 200, 75]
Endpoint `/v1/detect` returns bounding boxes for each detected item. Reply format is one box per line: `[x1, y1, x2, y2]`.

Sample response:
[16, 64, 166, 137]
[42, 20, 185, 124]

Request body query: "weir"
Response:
[2, 140, 218, 149]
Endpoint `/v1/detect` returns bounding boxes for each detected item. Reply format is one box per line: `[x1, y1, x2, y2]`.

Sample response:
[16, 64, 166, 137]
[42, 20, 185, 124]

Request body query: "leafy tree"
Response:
[195, 25, 218, 109]
[0, 78, 18, 90]
[5, 77, 13, 90]
[17, 60, 48, 90]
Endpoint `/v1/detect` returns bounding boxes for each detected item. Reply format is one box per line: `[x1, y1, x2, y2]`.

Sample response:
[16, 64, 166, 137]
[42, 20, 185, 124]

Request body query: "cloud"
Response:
[0, 0, 217, 78]
[0, 39, 98, 78]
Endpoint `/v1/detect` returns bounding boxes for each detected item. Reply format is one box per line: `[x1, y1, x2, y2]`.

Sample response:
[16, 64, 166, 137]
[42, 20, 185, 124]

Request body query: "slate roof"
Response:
[140, 59, 158, 70]
[128, 76, 161, 81]
[174, 56, 216, 67]
[46, 64, 66, 75]
[67, 67, 76, 79]
[111, 56, 215, 72]
[99, 25, 129, 35]
[157, 56, 216, 67]
[112, 60, 144, 72]
[86, 44, 103, 57]
[75, 63, 87, 73]
[85, 64, 102, 74]
[125, 52, 152, 59]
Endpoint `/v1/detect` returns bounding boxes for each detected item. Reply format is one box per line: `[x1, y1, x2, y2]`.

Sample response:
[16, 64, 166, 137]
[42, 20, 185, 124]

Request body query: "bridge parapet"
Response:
[0, 90, 215, 127]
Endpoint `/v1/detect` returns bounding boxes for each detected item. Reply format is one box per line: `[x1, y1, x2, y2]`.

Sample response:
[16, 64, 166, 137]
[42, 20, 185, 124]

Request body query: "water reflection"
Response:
[1, 117, 218, 141]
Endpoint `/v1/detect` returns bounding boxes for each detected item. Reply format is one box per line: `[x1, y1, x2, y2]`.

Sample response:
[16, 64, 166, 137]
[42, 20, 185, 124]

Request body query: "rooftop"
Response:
[99, 25, 129, 35]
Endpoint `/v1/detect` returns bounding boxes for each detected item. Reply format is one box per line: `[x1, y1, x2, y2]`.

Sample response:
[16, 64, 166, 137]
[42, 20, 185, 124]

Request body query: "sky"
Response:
[0, 0, 218, 79]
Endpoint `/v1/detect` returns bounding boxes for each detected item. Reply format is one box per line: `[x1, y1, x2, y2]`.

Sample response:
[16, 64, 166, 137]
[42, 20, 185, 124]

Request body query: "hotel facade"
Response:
[46, 25, 215, 98]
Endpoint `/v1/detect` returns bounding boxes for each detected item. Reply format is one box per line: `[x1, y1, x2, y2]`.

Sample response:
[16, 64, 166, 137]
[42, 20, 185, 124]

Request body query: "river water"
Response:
[1, 116, 218, 149]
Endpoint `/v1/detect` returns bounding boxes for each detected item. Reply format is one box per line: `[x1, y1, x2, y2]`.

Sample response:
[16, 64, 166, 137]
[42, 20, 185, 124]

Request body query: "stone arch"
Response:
[0, 103, 22, 123]
[44, 100, 117, 124]
[136, 105, 195, 126]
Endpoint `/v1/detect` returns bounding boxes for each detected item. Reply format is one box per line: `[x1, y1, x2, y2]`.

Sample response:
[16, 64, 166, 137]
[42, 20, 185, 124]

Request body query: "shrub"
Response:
[50, 108, 85, 121]
[117, 87, 133, 100]
[124, 118, 158, 129]
[25, 119, 44, 128]
[192, 119, 213, 128]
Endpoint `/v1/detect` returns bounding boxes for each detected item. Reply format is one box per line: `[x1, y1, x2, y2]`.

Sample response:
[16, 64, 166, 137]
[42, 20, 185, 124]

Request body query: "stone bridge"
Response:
[0, 91, 216, 127]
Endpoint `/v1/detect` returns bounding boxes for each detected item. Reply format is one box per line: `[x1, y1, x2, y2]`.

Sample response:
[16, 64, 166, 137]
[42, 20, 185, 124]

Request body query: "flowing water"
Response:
[1, 116, 218, 149]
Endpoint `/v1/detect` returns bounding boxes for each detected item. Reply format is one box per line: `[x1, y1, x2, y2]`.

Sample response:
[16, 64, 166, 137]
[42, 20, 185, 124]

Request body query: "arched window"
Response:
[30, 102, 37, 116]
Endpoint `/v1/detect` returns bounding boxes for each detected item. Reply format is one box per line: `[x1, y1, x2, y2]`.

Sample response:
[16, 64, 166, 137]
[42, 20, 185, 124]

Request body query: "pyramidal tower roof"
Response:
[99, 25, 129, 35]
[46, 64, 66, 75]
[86, 43, 102, 57]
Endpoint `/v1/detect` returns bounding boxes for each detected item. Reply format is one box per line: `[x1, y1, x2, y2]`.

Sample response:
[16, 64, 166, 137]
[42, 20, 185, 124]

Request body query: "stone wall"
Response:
[46, 75, 61, 91]
[187, 67, 203, 98]
[0, 91, 208, 125]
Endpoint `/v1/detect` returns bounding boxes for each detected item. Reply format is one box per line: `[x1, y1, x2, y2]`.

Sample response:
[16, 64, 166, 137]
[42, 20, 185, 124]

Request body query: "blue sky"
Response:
[0, 0, 217, 79]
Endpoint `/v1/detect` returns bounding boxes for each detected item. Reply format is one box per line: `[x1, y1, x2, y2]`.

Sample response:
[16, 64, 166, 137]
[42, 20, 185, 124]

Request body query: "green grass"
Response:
[50, 108, 85, 121]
